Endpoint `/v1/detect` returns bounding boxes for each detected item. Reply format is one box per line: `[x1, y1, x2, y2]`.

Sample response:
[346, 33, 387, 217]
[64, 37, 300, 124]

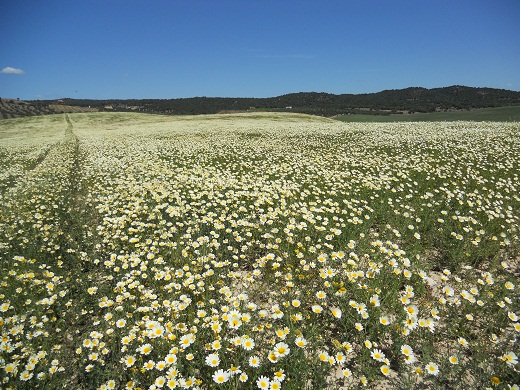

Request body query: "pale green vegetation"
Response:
[335, 106, 520, 122]
[0, 112, 519, 389]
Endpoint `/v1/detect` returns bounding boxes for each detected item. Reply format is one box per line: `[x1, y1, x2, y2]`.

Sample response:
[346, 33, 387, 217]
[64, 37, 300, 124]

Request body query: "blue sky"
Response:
[1, 0, 519, 100]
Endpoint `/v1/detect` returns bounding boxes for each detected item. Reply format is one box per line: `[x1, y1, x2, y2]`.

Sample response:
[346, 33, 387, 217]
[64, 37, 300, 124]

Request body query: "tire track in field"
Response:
[60, 115, 102, 272]
[60, 114, 87, 253]
[0, 115, 72, 194]
[58, 115, 109, 388]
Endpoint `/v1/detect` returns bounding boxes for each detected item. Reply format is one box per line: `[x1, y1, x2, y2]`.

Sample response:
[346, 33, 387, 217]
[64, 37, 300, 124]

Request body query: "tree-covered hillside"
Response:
[52, 86, 520, 117]
[3, 85, 520, 119]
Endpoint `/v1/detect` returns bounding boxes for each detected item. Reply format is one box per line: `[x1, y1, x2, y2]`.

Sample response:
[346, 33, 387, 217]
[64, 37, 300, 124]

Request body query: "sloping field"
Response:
[0, 99, 55, 120]
[48, 104, 99, 114]
[0, 99, 98, 120]
[0, 113, 519, 389]
[335, 106, 520, 122]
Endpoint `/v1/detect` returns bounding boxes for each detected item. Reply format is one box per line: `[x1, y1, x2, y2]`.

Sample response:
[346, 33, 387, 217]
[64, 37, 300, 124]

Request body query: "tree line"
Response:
[31, 85, 520, 118]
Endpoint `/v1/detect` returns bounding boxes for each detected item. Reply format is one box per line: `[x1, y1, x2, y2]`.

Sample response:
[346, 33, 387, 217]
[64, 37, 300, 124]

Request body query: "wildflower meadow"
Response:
[0, 112, 518, 389]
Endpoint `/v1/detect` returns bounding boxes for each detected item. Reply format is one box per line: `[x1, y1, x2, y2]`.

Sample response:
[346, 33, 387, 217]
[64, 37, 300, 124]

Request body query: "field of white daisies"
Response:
[0, 112, 518, 389]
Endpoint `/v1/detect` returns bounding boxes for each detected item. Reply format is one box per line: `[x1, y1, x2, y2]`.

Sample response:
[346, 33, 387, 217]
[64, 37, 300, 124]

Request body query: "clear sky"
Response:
[1, 0, 519, 100]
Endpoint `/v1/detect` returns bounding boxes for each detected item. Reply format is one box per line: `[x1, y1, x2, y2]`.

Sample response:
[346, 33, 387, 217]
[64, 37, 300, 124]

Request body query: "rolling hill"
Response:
[2, 85, 520, 120]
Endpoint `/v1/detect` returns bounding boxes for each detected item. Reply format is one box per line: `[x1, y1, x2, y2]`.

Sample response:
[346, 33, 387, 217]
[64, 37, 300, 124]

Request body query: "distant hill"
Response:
[2, 86, 520, 120]
[0, 98, 97, 120]
[0, 98, 55, 119]
[277, 86, 520, 116]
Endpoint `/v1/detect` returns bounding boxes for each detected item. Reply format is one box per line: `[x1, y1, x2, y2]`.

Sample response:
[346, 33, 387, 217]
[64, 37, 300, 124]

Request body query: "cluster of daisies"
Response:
[0, 113, 518, 389]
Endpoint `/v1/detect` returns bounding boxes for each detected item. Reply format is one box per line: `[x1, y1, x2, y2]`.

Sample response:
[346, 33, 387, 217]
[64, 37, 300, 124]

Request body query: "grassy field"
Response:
[334, 106, 520, 122]
[0, 112, 519, 389]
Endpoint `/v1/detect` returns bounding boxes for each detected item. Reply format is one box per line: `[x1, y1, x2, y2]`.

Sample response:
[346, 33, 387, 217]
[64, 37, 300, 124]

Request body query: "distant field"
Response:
[335, 105, 520, 122]
[1, 113, 519, 389]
